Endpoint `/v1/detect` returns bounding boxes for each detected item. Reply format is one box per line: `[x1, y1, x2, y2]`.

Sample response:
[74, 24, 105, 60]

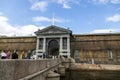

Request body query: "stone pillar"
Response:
[36, 38, 39, 50]
[92, 58, 94, 64]
[43, 37, 46, 53]
[46, 71, 60, 80]
[67, 37, 70, 58]
[36, 38, 39, 55]
[59, 37, 63, 56]
[58, 65, 65, 76]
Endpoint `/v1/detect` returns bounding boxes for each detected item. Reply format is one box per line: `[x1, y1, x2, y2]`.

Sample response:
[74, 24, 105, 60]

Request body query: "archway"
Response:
[48, 39, 59, 57]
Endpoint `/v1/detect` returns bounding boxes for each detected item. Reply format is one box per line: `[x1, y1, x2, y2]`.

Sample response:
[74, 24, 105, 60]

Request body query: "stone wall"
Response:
[0, 33, 120, 64]
[0, 59, 60, 80]
[65, 69, 120, 80]
[0, 36, 36, 51]
[71, 33, 120, 64]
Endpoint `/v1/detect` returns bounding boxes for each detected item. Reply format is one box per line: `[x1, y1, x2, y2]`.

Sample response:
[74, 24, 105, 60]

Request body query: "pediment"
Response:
[35, 25, 72, 35]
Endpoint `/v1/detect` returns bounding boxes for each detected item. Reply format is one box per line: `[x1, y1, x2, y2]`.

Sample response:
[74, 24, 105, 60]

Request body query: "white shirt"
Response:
[1, 52, 7, 57]
[32, 55, 37, 59]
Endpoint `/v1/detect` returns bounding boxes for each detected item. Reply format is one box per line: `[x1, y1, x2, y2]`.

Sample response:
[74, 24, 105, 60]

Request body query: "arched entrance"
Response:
[48, 39, 59, 57]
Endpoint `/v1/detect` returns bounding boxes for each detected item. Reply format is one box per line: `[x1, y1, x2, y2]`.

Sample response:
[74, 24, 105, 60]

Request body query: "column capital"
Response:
[43, 37, 46, 39]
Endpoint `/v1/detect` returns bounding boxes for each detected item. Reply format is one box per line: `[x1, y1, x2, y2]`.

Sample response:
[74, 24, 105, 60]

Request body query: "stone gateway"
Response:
[35, 25, 71, 58]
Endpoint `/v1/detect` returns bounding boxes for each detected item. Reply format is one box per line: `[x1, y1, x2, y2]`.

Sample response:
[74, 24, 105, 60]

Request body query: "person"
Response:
[22, 51, 26, 59]
[31, 51, 37, 59]
[32, 54, 37, 59]
[6, 50, 11, 59]
[27, 50, 32, 59]
[12, 50, 18, 59]
[1, 50, 7, 59]
[43, 53, 46, 59]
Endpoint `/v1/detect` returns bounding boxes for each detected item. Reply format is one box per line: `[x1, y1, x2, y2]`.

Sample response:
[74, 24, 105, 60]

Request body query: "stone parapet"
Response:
[0, 59, 61, 80]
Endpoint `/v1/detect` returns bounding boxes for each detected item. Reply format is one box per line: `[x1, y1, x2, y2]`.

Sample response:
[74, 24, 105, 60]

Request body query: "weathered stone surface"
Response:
[46, 71, 60, 80]
[0, 60, 15, 80]
[70, 63, 120, 70]
[0, 33, 120, 64]
[65, 69, 120, 80]
[0, 59, 60, 80]
[0, 36, 36, 51]
[71, 33, 120, 64]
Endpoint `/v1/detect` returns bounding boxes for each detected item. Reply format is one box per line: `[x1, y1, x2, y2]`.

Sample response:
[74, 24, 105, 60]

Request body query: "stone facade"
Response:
[71, 33, 120, 64]
[0, 25, 120, 64]
[0, 36, 36, 51]
[35, 25, 72, 58]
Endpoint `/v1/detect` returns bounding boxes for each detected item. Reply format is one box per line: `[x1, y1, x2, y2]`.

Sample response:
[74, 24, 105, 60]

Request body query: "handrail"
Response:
[19, 61, 62, 80]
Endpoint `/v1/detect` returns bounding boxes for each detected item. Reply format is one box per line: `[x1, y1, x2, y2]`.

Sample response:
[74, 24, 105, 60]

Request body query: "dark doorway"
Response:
[48, 39, 59, 57]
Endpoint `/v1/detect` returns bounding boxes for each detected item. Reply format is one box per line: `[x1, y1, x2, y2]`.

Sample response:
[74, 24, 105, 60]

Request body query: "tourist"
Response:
[22, 51, 26, 59]
[43, 53, 46, 59]
[32, 54, 37, 59]
[27, 50, 32, 59]
[6, 50, 11, 59]
[12, 50, 18, 59]
[0, 50, 7, 59]
[31, 50, 37, 59]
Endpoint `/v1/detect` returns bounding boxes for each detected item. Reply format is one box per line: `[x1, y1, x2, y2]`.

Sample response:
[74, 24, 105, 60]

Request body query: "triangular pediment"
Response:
[35, 25, 72, 35]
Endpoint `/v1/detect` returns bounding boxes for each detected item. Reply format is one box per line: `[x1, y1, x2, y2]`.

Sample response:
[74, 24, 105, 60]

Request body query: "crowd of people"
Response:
[0, 50, 36, 59]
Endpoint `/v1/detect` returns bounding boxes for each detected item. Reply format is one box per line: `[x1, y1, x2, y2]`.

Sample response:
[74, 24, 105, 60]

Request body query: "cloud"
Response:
[63, 3, 71, 9]
[30, 1, 48, 12]
[56, 0, 72, 9]
[90, 29, 119, 33]
[106, 14, 120, 22]
[32, 16, 70, 23]
[0, 15, 44, 36]
[29, 0, 80, 11]
[90, 0, 120, 4]
[54, 18, 70, 23]
[90, 0, 109, 4]
[15, 25, 45, 36]
[55, 0, 80, 9]
[111, 0, 120, 4]
[0, 16, 8, 22]
[32, 16, 51, 22]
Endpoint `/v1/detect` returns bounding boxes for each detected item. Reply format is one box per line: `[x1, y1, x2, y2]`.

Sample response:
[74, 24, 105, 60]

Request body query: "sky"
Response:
[0, 0, 120, 36]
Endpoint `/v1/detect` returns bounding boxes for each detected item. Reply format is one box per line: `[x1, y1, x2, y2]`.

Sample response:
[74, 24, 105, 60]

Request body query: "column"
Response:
[43, 37, 46, 53]
[67, 37, 70, 58]
[59, 37, 63, 55]
[67, 37, 70, 51]
[36, 37, 39, 55]
[36, 38, 39, 51]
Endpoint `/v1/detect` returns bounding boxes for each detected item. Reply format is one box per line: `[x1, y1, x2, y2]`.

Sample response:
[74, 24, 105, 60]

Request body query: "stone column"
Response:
[67, 37, 70, 51]
[67, 37, 70, 57]
[37, 38, 39, 50]
[36, 38, 39, 54]
[92, 58, 94, 64]
[43, 37, 46, 53]
[59, 37, 63, 56]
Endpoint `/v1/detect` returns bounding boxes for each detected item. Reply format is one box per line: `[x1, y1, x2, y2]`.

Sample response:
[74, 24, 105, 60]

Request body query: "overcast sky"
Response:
[0, 0, 120, 36]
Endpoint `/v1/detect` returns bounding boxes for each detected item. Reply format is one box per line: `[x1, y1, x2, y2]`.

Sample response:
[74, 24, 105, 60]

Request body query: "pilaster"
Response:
[36, 37, 39, 56]
[43, 37, 46, 53]
[67, 37, 70, 57]
[59, 37, 63, 55]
